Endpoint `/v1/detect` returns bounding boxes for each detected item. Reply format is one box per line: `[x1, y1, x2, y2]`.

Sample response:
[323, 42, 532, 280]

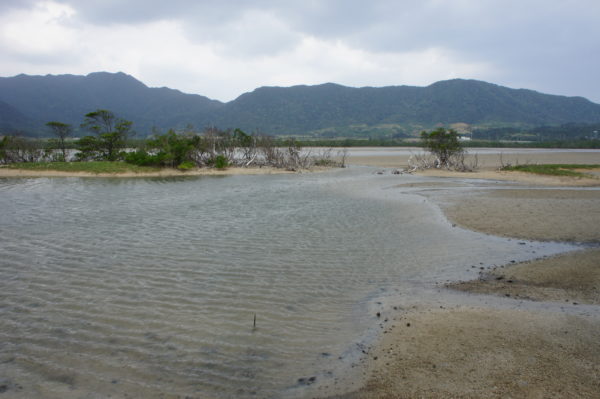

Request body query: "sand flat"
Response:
[329, 150, 600, 399]
[451, 248, 600, 305]
[439, 188, 600, 242]
[329, 307, 600, 399]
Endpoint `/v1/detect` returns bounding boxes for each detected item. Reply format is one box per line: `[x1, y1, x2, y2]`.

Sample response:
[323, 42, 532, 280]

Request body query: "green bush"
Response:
[420, 128, 464, 167]
[124, 150, 163, 166]
[213, 154, 229, 169]
[177, 161, 196, 170]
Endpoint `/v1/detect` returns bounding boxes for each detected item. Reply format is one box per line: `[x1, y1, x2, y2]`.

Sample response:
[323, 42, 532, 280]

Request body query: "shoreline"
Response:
[324, 153, 600, 398]
[0, 166, 302, 178]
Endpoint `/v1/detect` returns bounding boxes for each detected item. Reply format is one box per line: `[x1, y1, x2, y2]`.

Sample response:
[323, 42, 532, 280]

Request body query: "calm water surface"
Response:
[0, 169, 574, 398]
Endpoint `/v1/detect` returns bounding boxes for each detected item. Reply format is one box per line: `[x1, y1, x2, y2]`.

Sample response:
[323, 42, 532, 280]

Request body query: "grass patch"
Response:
[6, 161, 163, 174]
[501, 164, 600, 178]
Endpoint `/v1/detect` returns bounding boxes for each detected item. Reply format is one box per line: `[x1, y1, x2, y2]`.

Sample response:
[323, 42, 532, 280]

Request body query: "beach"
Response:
[326, 149, 600, 398]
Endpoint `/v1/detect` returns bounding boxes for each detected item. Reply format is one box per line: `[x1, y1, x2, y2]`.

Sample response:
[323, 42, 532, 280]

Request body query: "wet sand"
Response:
[328, 150, 600, 398]
[329, 307, 600, 398]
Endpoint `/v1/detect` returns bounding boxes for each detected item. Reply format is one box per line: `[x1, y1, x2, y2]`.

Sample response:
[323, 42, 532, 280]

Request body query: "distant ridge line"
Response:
[1, 72, 600, 137]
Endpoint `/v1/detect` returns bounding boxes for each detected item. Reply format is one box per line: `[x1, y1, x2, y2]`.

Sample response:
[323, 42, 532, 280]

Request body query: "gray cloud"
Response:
[0, 0, 37, 12]
[2, 0, 600, 102]
[56, 0, 270, 25]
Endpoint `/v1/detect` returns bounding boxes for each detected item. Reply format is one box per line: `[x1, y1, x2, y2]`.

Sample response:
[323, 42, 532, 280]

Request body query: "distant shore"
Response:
[326, 150, 600, 398]
[346, 147, 600, 170]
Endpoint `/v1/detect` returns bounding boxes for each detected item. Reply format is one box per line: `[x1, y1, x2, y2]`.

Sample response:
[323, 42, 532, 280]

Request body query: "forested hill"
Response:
[1, 72, 600, 137]
[0, 72, 222, 136]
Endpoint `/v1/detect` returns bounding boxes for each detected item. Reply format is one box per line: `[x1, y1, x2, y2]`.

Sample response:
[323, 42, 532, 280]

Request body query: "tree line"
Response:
[0, 109, 347, 170]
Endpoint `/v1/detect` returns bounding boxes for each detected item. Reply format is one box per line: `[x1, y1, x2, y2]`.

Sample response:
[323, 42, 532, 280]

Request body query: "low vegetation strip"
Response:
[6, 161, 162, 174]
[501, 164, 600, 178]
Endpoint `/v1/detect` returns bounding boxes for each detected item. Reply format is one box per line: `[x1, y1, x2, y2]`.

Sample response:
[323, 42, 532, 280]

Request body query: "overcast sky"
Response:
[1, 0, 599, 103]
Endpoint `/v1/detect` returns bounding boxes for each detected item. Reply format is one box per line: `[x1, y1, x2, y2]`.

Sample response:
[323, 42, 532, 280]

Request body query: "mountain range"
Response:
[1, 72, 600, 137]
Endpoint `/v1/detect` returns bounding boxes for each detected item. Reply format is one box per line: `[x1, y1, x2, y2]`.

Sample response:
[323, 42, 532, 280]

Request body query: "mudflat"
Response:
[329, 150, 600, 398]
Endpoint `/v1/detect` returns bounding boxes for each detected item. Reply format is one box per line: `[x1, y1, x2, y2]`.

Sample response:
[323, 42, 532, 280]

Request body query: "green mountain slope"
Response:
[0, 72, 222, 136]
[1, 72, 599, 137]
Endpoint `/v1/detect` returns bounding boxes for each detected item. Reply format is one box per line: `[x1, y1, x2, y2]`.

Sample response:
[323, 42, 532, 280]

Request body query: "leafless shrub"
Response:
[498, 153, 534, 170]
[0, 135, 47, 164]
[407, 150, 478, 172]
[310, 147, 348, 168]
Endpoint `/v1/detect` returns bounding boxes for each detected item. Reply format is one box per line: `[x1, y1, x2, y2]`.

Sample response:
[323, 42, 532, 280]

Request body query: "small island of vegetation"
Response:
[0, 109, 348, 175]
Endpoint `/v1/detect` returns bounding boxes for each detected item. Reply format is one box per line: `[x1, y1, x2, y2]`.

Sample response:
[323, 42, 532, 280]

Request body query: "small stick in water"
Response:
[253, 313, 256, 329]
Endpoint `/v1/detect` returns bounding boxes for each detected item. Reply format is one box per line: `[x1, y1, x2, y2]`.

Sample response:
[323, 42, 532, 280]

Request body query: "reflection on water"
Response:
[0, 170, 574, 398]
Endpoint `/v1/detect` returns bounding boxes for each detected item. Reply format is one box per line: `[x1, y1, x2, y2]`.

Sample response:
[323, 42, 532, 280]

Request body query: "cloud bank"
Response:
[1, 0, 599, 102]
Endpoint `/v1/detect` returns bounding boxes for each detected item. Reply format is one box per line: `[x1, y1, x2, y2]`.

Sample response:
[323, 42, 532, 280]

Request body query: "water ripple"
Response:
[0, 172, 575, 398]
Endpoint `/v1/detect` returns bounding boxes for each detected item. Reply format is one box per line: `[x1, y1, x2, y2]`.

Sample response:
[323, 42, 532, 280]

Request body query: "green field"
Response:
[6, 161, 163, 174]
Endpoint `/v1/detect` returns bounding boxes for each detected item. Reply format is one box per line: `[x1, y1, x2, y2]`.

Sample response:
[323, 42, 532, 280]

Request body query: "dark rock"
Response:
[406, 323, 411, 327]
[298, 376, 316, 385]
[0, 384, 7, 393]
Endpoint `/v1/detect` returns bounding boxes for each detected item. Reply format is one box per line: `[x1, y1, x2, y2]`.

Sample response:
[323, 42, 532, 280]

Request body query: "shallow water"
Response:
[0, 169, 575, 398]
